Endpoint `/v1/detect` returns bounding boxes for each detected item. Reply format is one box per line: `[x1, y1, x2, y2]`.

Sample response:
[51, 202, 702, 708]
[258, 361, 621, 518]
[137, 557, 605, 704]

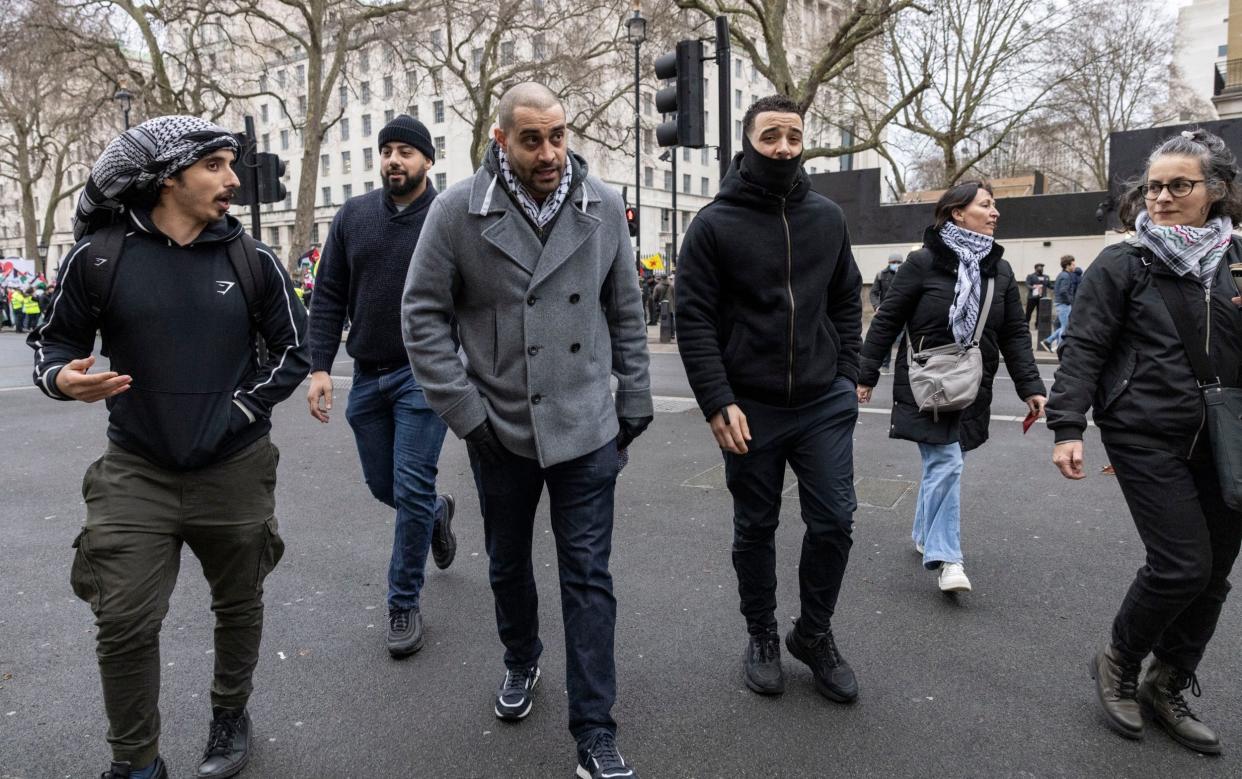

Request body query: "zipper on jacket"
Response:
[781, 198, 794, 405]
[1189, 285, 1212, 455]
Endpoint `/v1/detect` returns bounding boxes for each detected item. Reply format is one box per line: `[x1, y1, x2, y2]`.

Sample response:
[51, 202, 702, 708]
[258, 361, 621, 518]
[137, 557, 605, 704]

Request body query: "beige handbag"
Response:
[905, 280, 994, 420]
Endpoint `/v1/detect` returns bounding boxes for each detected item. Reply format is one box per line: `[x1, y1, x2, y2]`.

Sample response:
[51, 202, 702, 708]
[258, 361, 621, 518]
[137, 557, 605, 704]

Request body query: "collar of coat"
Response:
[921, 224, 1004, 278]
[472, 144, 600, 217]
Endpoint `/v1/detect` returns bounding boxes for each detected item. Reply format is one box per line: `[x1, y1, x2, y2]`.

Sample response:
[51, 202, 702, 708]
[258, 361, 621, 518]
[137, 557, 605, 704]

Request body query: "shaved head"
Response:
[497, 82, 563, 132]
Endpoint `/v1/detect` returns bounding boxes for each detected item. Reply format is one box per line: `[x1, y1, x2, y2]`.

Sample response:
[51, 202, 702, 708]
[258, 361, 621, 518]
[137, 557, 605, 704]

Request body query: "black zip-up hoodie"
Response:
[31, 210, 310, 470]
[675, 152, 863, 415]
[1047, 239, 1242, 456]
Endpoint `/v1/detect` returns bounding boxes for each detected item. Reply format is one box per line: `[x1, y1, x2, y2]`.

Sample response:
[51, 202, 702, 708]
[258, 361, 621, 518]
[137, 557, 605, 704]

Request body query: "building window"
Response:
[701, 148, 709, 165]
[385, 109, 395, 123]
[701, 176, 709, 196]
[359, 50, 370, 70]
[430, 29, 443, 52]
[311, 222, 321, 244]
[361, 81, 371, 102]
[644, 166, 654, 188]
[643, 92, 653, 116]
[435, 172, 447, 191]
[339, 84, 348, 107]
[434, 100, 445, 123]
[340, 118, 350, 141]
[533, 34, 546, 59]
[683, 174, 691, 193]
[734, 120, 741, 140]
[276, 69, 285, 88]
[734, 58, 742, 77]
[284, 193, 292, 209]
[321, 186, 331, 205]
[664, 171, 674, 191]
[363, 148, 374, 170]
[343, 184, 353, 200]
[383, 76, 394, 99]
[320, 154, 330, 175]
[342, 150, 352, 173]
[661, 208, 671, 230]
[295, 64, 305, 83]
[406, 69, 418, 91]
[267, 226, 280, 246]
[643, 128, 654, 151]
[362, 114, 372, 136]
[261, 133, 270, 152]
[431, 67, 443, 92]
[298, 95, 307, 115]
[471, 48, 483, 70]
[1220, 44, 1229, 58]
[502, 41, 515, 64]
[734, 89, 742, 108]
[280, 129, 289, 150]
[682, 147, 690, 162]
[407, 104, 420, 119]
[260, 104, 269, 122]
[364, 181, 375, 192]
[435, 136, 446, 160]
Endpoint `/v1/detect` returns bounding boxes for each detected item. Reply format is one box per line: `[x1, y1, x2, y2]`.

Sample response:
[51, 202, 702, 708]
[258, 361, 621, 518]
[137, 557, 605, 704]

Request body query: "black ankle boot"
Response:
[197, 707, 251, 778]
[1089, 645, 1143, 739]
[1138, 659, 1221, 755]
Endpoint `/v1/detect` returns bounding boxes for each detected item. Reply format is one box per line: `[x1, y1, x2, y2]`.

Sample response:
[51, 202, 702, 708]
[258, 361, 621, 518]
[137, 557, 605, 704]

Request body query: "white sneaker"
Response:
[914, 542, 925, 555]
[938, 562, 971, 592]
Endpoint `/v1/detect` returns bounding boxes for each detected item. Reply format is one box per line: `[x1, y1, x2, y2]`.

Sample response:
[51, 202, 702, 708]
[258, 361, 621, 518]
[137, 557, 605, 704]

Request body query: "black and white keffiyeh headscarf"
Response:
[73, 115, 238, 240]
[495, 143, 572, 229]
[940, 221, 995, 347]
[1130, 210, 1234, 289]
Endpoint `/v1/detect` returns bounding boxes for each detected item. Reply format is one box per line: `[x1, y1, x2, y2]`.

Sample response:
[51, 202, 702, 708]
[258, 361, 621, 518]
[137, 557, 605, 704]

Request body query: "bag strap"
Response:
[225, 233, 266, 329]
[905, 277, 993, 363]
[1150, 272, 1219, 387]
[83, 223, 129, 319]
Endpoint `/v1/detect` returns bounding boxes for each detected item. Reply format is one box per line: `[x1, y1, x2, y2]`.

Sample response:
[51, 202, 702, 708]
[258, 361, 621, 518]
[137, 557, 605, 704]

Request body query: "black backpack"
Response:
[82, 222, 268, 357]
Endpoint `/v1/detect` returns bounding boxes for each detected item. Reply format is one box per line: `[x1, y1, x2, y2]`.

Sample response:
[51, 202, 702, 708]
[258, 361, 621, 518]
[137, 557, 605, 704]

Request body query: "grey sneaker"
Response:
[387, 607, 424, 658]
[431, 493, 457, 570]
[494, 665, 540, 720]
[575, 731, 638, 779]
[743, 631, 784, 695]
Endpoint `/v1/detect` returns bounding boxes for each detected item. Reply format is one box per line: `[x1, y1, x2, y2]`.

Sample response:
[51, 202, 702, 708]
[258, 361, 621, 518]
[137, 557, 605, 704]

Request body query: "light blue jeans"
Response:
[913, 441, 965, 570]
[1044, 304, 1071, 347]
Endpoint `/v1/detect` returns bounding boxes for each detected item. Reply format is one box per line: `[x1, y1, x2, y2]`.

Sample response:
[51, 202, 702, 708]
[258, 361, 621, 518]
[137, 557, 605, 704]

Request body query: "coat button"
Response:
[528, 346, 540, 356]
[570, 343, 581, 353]
[531, 394, 542, 405]
[569, 293, 580, 304]
[527, 295, 537, 306]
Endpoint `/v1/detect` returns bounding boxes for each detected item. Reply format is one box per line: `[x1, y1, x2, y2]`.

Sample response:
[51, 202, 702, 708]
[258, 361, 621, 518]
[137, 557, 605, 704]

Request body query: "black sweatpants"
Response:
[1105, 441, 1242, 671]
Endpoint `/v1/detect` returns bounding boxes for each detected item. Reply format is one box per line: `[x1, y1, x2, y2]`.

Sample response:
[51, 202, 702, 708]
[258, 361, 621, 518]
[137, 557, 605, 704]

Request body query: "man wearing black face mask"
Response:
[676, 95, 864, 704]
[305, 114, 458, 660]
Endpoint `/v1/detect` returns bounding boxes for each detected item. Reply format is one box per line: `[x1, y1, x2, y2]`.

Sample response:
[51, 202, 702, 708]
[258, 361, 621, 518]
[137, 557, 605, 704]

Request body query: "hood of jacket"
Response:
[128, 208, 244, 246]
[714, 150, 811, 212]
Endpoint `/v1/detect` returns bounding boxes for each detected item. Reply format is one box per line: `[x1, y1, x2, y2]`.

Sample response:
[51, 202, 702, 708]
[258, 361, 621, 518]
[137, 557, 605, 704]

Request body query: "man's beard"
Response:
[382, 168, 425, 197]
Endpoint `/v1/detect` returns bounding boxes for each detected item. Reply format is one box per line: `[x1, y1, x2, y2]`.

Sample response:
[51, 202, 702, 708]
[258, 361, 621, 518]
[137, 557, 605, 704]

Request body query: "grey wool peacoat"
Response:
[402, 151, 653, 467]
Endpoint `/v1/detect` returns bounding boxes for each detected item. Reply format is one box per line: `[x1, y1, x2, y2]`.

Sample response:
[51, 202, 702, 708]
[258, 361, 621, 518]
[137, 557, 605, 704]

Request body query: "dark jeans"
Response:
[346, 365, 448, 611]
[724, 377, 858, 635]
[72, 437, 284, 767]
[1105, 441, 1242, 671]
[468, 439, 620, 742]
[1024, 295, 1040, 325]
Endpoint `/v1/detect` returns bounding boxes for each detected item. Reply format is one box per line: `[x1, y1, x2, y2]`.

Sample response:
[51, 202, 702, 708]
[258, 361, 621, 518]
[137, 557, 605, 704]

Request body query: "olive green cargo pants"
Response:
[71, 436, 285, 767]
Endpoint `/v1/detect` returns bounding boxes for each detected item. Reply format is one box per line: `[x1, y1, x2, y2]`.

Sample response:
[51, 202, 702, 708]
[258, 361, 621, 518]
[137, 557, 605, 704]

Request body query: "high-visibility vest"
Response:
[22, 295, 40, 314]
[10, 290, 24, 311]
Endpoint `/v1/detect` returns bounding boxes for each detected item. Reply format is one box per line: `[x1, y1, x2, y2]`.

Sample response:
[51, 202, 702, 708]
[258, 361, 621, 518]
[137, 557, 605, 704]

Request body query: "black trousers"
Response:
[724, 378, 858, 635]
[1105, 441, 1242, 671]
[1024, 295, 1040, 325]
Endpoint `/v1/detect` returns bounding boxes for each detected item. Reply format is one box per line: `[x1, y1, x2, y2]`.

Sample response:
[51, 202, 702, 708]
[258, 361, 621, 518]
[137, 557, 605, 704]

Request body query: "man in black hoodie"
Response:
[30, 116, 309, 779]
[677, 95, 864, 704]
[306, 115, 457, 660]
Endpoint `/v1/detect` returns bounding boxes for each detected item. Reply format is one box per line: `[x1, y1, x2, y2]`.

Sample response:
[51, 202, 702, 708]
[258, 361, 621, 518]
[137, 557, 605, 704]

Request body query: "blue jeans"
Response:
[468, 439, 620, 743]
[914, 441, 965, 569]
[1045, 304, 1071, 346]
[346, 366, 448, 611]
[724, 378, 858, 635]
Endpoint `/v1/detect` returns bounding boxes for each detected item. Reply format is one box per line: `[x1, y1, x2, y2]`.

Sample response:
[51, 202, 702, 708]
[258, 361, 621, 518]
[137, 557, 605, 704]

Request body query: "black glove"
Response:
[616, 415, 653, 450]
[465, 419, 507, 463]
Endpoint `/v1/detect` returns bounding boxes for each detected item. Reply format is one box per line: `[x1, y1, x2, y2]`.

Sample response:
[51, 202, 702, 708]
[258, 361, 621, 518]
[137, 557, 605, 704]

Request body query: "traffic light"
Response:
[256, 152, 287, 203]
[231, 133, 257, 206]
[654, 40, 706, 148]
[625, 206, 638, 237]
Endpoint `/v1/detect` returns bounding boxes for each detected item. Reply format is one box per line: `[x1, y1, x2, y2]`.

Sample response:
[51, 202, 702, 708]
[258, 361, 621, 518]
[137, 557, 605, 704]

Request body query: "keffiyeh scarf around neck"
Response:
[1131, 210, 1234, 288]
[73, 115, 238, 240]
[496, 144, 572, 229]
[940, 221, 994, 347]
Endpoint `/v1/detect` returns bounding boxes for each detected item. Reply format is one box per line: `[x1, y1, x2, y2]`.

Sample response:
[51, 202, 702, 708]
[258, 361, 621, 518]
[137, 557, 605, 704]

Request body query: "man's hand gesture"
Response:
[54, 356, 131, 403]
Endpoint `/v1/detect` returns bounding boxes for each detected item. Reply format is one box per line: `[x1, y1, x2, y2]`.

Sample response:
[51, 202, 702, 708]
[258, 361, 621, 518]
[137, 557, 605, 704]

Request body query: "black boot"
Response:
[197, 707, 251, 778]
[1138, 659, 1222, 755]
[1088, 645, 1144, 739]
[101, 757, 168, 779]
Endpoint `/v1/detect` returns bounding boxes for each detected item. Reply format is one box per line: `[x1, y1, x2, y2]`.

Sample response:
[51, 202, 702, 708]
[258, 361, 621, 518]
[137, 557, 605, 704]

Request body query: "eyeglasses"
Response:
[1140, 179, 1204, 199]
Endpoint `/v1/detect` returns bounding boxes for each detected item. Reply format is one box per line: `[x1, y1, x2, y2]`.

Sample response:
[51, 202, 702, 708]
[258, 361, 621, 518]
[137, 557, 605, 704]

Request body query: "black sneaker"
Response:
[431, 493, 457, 570]
[387, 607, 424, 658]
[743, 631, 784, 695]
[784, 622, 859, 703]
[196, 707, 250, 779]
[494, 664, 540, 721]
[102, 757, 169, 779]
[575, 731, 638, 779]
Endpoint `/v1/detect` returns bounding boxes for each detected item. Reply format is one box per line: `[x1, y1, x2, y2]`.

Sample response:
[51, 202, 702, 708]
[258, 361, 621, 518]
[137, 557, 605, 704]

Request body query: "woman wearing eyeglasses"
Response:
[1047, 128, 1242, 755]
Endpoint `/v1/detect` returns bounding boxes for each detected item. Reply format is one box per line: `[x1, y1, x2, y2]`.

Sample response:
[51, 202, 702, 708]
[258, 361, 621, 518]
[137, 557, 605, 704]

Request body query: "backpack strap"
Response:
[225, 233, 266, 330]
[905, 278, 994, 364]
[82, 223, 129, 319]
[1150, 273, 1219, 387]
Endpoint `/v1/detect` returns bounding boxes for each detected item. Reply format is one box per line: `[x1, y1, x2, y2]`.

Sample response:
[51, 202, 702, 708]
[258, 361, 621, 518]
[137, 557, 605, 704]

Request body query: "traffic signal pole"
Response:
[633, 45, 642, 272]
[243, 115, 262, 237]
[715, 16, 731, 182]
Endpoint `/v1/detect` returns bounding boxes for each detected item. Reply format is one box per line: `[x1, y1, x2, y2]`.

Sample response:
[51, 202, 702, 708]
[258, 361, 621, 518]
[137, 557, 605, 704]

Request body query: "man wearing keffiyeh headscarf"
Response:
[29, 116, 309, 779]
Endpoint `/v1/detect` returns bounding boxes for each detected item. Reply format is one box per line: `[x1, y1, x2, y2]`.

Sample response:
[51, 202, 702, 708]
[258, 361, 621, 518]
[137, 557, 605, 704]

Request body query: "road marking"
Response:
[0, 385, 37, 393]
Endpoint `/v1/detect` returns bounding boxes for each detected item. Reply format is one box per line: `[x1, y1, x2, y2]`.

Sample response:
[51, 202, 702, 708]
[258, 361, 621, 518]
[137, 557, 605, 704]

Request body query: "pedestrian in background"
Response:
[1049, 128, 1242, 755]
[306, 114, 457, 660]
[1025, 262, 1051, 326]
[21, 286, 40, 331]
[857, 180, 1045, 593]
[30, 115, 309, 779]
[11, 287, 26, 332]
[869, 252, 903, 371]
[677, 95, 863, 704]
[405, 82, 652, 779]
[1041, 254, 1079, 352]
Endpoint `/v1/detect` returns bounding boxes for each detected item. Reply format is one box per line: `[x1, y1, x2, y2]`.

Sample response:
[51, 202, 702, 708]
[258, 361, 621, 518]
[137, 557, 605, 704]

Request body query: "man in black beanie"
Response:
[676, 95, 863, 704]
[306, 114, 457, 658]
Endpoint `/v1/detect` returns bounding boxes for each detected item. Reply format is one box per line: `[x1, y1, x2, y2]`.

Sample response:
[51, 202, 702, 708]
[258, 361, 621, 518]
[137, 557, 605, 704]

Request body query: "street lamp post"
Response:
[36, 242, 48, 278]
[625, 1, 646, 273]
[113, 88, 133, 130]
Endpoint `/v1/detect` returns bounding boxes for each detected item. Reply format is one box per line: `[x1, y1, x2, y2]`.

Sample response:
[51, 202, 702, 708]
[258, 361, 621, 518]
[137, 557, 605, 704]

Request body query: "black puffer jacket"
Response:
[676, 154, 862, 415]
[1047, 240, 1242, 456]
[860, 226, 1045, 451]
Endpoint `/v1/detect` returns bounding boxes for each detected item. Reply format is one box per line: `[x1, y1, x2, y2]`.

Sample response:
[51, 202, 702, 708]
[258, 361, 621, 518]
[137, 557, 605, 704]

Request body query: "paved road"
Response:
[1, 331, 1236, 778]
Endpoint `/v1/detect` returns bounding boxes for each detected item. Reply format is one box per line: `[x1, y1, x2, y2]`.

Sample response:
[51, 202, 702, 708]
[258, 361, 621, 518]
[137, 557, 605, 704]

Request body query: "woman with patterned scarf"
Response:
[1048, 129, 1242, 755]
[857, 181, 1046, 594]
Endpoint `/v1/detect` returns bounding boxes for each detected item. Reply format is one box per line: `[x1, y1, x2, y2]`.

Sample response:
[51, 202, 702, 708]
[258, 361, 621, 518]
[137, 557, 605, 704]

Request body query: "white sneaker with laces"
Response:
[915, 542, 925, 555]
[938, 562, 971, 592]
